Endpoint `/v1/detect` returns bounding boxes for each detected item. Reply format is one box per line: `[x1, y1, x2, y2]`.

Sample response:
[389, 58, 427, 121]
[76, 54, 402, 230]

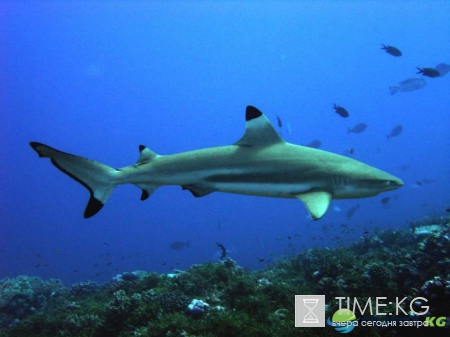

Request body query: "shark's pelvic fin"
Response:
[234, 106, 284, 146]
[30, 142, 118, 218]
[295, 191, 332, 220]
[181, 184, 216, 197]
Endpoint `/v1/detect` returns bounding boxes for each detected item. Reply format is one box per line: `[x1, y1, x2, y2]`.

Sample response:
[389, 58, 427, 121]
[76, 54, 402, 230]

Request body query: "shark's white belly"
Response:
[207, 181, 316, 198]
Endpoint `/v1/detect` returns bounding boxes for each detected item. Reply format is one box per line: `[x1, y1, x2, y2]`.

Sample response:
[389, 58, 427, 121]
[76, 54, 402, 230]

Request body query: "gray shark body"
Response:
[30, 106, 403, 220]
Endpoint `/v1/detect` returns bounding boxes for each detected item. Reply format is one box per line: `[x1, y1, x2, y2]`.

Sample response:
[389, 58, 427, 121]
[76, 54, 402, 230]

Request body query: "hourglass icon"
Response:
[302, 298, 319, 323]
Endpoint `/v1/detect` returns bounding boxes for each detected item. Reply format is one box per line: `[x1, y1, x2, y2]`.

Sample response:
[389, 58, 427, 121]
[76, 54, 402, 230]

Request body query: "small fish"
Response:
[416, 67, 440, 78]
[170, 241, 190, 250]
[389, 78, 426, 95]
[306, 140, 322, 149]
[216, 242, 227, 260]
[380, 197, 391, 204]
[435, 63, 450, 77]
[417, 178, 436, 185]
[347, 123, 367, 134]
[333, 104, 349, 118]
[276, 115, 282, 128]
[446, 207, 450, 213]
[342, 148, 355, 156]
[387, 125, 403, 140]
[381, 44, 402, 57]
[346, 204, 360, 220]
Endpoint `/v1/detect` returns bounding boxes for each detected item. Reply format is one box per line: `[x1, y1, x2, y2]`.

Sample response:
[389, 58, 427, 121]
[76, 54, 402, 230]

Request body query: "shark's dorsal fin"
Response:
[136, 145, 158, 166]
[234, 106, 284, 146]
[295, 191, 332, 220]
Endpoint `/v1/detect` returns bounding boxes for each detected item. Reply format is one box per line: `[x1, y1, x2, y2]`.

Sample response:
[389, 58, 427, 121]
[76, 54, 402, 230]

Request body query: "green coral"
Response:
[1, 216, 449, 337]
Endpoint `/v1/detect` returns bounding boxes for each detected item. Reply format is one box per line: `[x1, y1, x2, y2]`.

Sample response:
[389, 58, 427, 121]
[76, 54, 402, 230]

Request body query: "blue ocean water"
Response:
[1, 1, 449, 285]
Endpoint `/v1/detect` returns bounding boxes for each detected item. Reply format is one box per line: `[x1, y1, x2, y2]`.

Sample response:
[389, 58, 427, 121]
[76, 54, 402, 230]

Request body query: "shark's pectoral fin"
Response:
[182, 185, 216, 197]
[295, 191, 332, 220]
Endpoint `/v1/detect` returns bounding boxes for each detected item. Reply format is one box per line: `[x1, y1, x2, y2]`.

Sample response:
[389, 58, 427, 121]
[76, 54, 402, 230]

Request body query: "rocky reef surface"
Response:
[0, 216, 449, 336]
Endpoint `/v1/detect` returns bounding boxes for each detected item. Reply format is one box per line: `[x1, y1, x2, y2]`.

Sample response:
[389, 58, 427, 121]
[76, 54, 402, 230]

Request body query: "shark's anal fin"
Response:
[135, 146, 160, 200]
[295, 191, 332, 220]
[136, 184, 159, 201]
[182, 185, 216, 197]
[234, 106, 284, 146]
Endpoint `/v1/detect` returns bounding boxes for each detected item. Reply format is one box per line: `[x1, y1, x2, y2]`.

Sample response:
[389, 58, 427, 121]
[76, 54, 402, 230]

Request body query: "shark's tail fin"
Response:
[30, 142, 119, 218]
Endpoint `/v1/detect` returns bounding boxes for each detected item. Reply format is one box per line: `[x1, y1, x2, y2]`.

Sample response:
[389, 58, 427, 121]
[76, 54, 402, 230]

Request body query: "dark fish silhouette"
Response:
[417, 178, 436, 185]
[306, 140, 322, 148]
[346, 204, 360, 219]
[380, 197, 391, 204]
[435, 63, 450, 77]
[381, 44, 402, 57]
[387, 125, 403, 140]
[347, 123, 367, 134]
[170, 241, 189, 250]
[342, 148, 355, 156]
[416, 67, 440, 78]
[276, 115, 282, 128]
[446, 207, 450, 213]
[216, 242, 227, 260]
[333, 104, 349, 118]
[389, 78, 426, 95]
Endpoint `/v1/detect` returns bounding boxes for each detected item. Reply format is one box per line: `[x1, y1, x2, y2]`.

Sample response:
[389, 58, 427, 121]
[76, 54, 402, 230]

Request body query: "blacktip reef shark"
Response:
[30, 106, 403, 220]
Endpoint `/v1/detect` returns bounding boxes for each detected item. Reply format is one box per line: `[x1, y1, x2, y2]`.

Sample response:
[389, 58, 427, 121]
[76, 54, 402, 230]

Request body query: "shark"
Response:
[30, 106, 403, 220]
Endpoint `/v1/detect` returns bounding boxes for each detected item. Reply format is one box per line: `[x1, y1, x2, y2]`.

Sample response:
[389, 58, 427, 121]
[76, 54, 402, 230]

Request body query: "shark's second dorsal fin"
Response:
[234, 106, 284, 146]
[136, 145, 158, 166]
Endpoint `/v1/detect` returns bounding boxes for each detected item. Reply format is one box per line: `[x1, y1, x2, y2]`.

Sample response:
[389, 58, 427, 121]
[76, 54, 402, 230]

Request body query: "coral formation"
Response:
[0, 215, 448, 336]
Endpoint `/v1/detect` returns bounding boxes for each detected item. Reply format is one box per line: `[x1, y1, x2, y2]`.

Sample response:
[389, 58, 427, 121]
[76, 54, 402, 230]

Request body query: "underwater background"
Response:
[1, 1, 449, 336]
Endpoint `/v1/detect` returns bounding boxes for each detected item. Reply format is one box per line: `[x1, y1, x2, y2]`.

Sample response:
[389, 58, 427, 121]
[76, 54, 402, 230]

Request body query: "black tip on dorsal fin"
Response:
[139, 145, 146, 152]
[246, 106, 262, 121]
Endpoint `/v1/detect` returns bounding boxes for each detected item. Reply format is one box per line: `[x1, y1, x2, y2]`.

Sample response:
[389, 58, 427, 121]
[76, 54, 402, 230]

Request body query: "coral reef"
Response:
[0, 215, 448, 336]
